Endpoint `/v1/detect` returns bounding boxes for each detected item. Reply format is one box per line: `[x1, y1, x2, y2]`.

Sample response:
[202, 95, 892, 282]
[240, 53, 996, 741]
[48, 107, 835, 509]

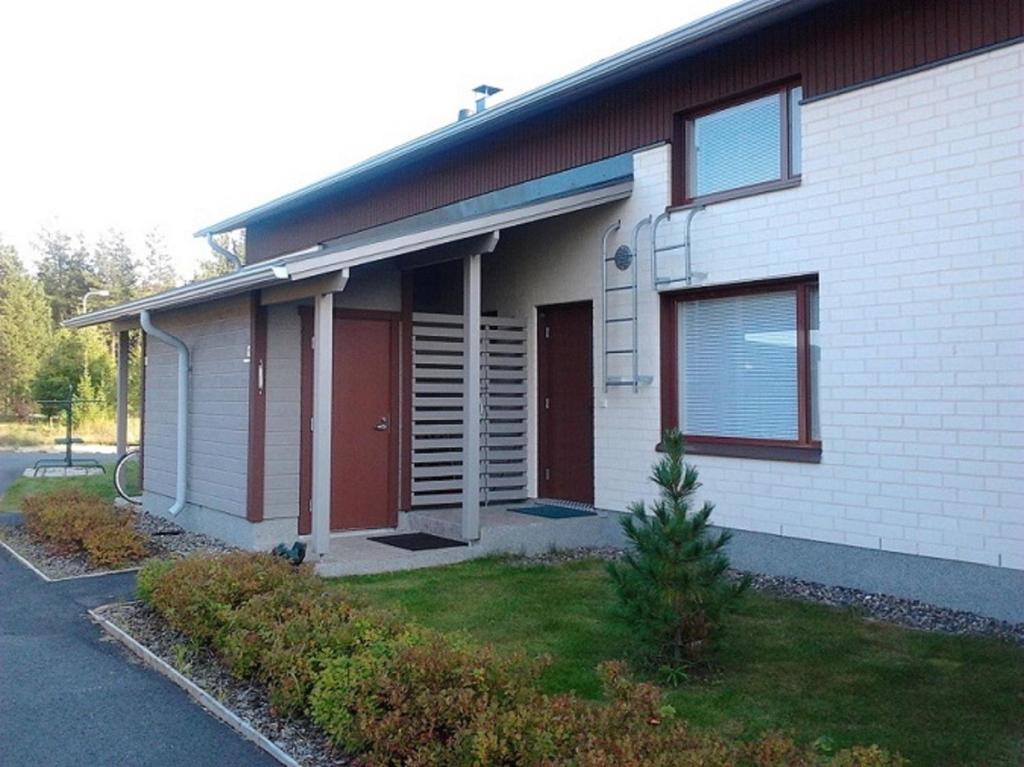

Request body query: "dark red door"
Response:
[330, 316, 397, 530]
[537, 302, 594, 505]
[300, 311, 398, 534]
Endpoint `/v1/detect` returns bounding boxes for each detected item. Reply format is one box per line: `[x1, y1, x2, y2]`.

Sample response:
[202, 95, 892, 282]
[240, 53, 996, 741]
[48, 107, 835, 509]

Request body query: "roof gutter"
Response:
[140, 310, 189, 516]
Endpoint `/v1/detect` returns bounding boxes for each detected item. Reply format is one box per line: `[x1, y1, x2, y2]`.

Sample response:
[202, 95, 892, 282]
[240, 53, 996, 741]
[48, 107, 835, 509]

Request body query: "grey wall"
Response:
[143, 295, 251, 519]
[263, 304, 302, 522]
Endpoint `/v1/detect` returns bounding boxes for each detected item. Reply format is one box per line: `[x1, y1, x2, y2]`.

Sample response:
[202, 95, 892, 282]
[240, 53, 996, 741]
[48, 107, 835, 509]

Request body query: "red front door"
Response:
[537, 301, 594, 505]
[300, 311, 399, 533]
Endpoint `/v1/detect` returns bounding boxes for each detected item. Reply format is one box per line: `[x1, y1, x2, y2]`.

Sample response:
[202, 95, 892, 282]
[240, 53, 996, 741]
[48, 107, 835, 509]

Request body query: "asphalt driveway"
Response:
[0, 451, 279, 766]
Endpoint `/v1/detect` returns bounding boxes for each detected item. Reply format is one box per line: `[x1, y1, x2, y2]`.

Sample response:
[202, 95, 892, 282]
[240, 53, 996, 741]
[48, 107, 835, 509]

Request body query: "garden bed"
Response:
[0, 508, 233, 580]
[346, 555, 1024, 765]
[95, 601, 342, 767]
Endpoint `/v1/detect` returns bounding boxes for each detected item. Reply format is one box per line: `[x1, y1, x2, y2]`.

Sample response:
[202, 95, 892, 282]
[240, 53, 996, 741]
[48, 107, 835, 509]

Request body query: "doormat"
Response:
[367, 533, 468, 551]
[510, 504, 597, 520]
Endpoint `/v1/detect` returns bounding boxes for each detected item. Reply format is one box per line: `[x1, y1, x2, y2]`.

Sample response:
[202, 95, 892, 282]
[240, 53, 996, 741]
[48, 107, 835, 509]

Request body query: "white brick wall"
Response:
[485, 43, 1024, 570]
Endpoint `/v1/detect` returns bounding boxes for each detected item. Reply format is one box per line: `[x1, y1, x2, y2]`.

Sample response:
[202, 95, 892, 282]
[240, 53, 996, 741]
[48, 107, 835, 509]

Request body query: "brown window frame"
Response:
[672, 82, 803, 208]
[659, 275, 821, 463]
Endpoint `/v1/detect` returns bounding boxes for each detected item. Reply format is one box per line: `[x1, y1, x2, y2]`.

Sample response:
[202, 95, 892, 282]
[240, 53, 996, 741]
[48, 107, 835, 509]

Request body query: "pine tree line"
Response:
[0, 226, 205, 420]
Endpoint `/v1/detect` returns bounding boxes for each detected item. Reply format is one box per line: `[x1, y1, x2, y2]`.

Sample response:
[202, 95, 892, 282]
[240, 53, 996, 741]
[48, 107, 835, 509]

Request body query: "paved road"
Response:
[0, 451, 279, 767]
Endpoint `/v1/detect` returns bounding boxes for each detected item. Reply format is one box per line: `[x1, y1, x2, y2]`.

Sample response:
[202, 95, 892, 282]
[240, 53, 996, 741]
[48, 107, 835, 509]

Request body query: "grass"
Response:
[1, 463, 116, 511]
[0, 416, 140, 448]
[344, 557, 1024, 766]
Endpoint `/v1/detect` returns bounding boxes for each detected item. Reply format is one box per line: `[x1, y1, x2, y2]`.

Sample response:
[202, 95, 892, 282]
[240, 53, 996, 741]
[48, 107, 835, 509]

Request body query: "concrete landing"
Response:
[315, 505, 610, 577]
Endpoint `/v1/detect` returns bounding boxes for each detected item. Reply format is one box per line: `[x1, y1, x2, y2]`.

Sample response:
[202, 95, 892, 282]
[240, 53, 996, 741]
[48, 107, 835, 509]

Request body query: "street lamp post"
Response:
[81, 289, 110, 313]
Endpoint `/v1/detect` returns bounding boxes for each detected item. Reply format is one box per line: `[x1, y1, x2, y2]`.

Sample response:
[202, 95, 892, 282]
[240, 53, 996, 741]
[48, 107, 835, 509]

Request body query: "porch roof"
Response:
[64, 165, 632, 328]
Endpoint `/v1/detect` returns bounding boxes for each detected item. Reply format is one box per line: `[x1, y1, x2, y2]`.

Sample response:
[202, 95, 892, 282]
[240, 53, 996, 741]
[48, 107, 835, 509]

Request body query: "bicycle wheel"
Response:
[114, 448, 143, 504]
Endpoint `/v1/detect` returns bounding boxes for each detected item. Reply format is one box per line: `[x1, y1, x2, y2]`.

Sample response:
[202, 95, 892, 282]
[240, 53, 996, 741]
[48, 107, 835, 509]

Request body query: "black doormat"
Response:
[367, 532, 468, 551]
[510, 504, 597, 519]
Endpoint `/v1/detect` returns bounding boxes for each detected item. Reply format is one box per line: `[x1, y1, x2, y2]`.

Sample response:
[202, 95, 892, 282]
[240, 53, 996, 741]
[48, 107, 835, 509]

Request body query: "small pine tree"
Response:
[608, 429, 748, 669]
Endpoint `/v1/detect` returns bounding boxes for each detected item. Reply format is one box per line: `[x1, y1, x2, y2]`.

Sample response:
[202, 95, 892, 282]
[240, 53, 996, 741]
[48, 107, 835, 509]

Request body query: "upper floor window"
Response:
[677, 84, 802, 205]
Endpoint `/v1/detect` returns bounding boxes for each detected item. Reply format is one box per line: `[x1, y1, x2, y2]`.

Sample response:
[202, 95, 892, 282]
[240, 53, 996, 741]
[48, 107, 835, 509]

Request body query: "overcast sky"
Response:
[1, 0, 732, 279]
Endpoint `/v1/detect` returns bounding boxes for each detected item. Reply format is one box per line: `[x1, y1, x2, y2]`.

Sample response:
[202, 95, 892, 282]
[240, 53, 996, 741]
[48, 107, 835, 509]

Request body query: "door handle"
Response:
[374, 416, 389, 432]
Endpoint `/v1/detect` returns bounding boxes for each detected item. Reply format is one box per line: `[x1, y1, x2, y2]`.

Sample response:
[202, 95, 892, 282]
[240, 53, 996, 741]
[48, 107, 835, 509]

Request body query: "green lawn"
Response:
[1, 463, 116, 511]
[343, 557, 1024, 766]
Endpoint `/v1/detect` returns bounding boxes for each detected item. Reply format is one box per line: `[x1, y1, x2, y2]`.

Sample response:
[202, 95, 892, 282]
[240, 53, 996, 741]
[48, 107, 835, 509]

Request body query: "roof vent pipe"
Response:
[207, 233, 243, 271]
[140, 310, 190, 516]
[473, 84, 502, 113]
[457, 108, 472, 121]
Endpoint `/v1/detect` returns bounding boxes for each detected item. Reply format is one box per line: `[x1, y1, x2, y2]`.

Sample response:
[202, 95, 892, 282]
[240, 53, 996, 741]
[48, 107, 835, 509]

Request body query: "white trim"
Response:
[65, 182, 632, 329]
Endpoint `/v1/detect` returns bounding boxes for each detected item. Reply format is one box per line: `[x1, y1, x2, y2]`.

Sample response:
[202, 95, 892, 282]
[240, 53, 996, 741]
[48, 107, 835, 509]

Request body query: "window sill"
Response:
[671, 177, 801, 210]
[656, 438, 822, 464]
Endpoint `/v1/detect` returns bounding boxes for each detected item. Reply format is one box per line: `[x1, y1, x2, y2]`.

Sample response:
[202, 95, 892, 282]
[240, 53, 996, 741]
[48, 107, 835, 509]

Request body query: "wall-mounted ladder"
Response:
[601, 217, 653, 392]
[650, 205, 705, 289]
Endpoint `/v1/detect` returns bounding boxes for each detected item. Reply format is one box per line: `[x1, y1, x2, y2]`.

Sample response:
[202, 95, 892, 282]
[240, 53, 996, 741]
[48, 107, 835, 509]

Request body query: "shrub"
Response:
[310, 630, 542, 763]
[137, 559, 175, 605]
[217, 580, 399, 715]
[146, 552, 301, 642]
[141, 553, 904, 767]
[21, 488, 147, 568]
[608, 429, 748, 668]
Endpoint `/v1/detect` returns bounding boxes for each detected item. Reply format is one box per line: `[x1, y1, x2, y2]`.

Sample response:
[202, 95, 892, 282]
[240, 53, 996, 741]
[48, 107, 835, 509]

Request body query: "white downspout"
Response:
[140, 309, 189, 516]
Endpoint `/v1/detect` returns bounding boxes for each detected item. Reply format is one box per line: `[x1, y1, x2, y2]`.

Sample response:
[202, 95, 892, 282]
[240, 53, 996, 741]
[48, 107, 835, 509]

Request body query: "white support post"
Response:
[462, 253, 482, 541]
[116, 330, 130, 456]
[311, 291, 334, 558]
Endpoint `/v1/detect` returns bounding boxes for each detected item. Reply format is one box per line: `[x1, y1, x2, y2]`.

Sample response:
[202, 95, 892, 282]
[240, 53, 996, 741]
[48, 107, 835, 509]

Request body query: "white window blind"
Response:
[679, 291, 799, 440]
[693, 93, 781, 197]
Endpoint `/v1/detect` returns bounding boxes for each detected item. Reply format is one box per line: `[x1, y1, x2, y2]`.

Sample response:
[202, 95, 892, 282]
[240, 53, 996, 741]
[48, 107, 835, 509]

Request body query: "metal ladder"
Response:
[601, 217, 653, 392]
[650, 205, 705, 289]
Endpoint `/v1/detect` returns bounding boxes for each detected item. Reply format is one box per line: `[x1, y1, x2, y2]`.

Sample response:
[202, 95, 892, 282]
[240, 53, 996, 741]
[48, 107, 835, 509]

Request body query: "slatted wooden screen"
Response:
[411, 312, 528, 508]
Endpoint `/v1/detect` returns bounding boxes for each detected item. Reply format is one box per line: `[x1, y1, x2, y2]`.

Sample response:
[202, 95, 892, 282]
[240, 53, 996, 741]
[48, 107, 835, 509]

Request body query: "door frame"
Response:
[536, 300, 595, 505]
[298, 306, 402, 534]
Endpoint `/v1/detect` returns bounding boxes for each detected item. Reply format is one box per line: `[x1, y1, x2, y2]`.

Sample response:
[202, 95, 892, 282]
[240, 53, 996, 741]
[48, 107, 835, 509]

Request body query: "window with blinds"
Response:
[682, 84, 802, 203]
[679, 291, 799, 440]
[693, 94, 782, 197]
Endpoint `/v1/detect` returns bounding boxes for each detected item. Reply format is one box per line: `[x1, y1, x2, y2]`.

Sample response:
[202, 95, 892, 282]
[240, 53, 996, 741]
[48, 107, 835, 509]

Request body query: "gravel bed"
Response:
[96, 602, 346, 767]
[518, 546, 1024, 645]
[0, 509, 235, 580]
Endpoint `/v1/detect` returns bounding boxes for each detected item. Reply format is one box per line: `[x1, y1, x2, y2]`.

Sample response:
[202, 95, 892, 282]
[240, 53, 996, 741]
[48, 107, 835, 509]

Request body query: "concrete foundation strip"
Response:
[88, 604, 301, 767]
[0, 538, 141, 583]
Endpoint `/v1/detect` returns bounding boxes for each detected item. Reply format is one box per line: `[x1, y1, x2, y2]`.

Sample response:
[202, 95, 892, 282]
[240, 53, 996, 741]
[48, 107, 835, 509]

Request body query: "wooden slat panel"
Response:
[411, 314, 528, 508]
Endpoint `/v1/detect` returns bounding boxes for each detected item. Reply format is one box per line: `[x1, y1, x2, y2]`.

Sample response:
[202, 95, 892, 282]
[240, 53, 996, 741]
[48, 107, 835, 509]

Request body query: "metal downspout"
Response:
[140, 310, 189, 516]
[206, 233, 243, 271]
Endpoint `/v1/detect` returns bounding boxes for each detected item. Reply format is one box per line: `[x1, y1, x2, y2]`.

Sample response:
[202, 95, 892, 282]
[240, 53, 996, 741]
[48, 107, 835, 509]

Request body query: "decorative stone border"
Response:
[89, 604, 301, 767]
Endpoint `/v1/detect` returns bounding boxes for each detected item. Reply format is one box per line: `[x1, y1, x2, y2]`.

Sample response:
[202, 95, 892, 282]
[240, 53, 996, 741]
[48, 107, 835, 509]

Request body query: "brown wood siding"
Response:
[247, 0, 1023, 262]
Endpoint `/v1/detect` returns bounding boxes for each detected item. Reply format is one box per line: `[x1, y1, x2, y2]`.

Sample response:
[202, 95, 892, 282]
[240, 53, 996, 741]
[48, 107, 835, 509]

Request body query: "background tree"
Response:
[34, 227, 97, 323]
[140, 227, 179, 295]
[31, 328, 114, 420]
[192, 230, 244, 282]
[0, 239, 53, 414]
[0, 236, 22, 285]
[93, 228, 139, 304]
[608, 430, 748, 671]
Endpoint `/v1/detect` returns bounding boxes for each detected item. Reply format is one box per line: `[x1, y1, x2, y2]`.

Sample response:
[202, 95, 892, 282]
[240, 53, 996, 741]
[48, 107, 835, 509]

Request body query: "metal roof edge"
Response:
[195, 0, 803, 237]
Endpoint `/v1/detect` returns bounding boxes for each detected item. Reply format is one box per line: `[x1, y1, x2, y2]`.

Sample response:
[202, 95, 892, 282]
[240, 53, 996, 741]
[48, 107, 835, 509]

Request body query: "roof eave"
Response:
[195, 0, 817, 237]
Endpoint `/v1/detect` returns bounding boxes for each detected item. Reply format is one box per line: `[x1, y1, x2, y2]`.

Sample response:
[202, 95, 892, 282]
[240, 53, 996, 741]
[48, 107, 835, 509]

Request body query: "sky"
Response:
[0, 0, 734, 280]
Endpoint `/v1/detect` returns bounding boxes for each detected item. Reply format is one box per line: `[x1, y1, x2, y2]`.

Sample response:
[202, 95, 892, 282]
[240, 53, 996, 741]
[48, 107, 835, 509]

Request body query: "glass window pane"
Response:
[808, 285, 820, 441]
[790, 86, 803, 176]
[679, 291, 799, 440]
[693, 93, 781, 197]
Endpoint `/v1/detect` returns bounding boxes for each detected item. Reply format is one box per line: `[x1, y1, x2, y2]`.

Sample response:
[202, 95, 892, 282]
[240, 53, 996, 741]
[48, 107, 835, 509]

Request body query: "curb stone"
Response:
[89, 604, 302, 767]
